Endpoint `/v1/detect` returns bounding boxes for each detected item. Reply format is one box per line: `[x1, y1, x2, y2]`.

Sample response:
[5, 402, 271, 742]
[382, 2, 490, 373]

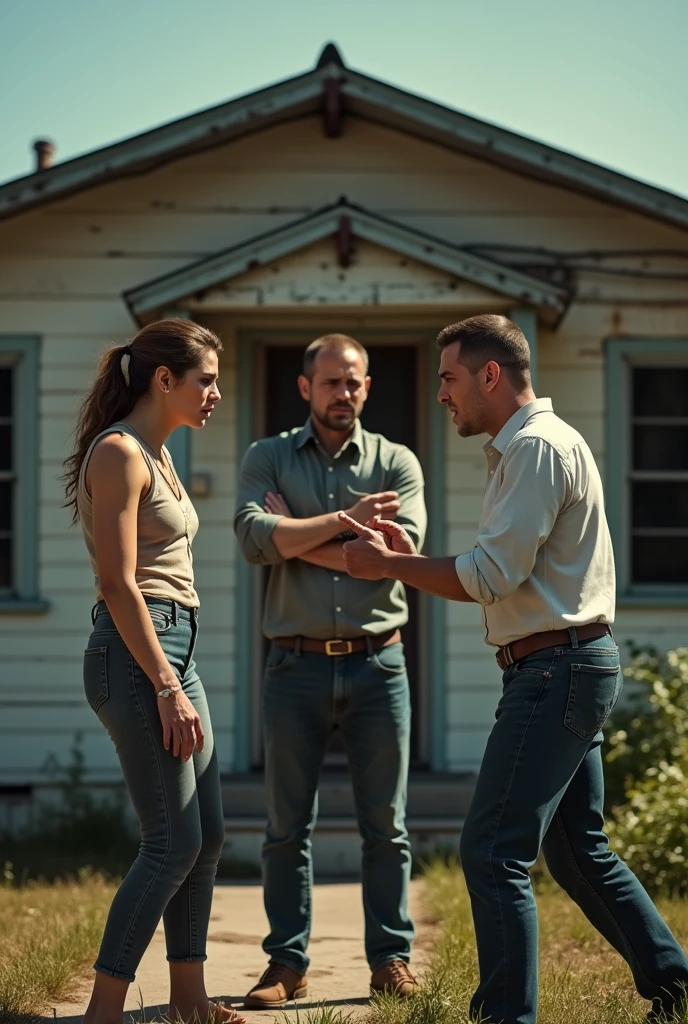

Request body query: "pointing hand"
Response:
[365, 515, 417, 556]
[338, 512, 392, 580]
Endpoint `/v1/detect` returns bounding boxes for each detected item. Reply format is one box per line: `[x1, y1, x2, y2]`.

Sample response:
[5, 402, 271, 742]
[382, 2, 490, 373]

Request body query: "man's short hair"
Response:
[436, 314, 531, 390]
[303, 334, 369, 380]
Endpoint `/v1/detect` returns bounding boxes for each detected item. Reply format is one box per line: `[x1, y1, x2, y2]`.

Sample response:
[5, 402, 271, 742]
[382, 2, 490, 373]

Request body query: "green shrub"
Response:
[604, 647, 688, 895]
[605, 761, 688, 896]
[604, 645, 688, 810]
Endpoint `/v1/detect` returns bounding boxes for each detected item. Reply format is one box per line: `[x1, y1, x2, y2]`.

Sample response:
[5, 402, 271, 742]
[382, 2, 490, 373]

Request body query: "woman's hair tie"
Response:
[120, 344, 132, 387]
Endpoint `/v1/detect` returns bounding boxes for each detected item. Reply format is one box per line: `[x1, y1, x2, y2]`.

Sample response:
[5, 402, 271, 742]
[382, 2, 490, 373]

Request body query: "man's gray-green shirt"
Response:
[234, 418, 427, 639]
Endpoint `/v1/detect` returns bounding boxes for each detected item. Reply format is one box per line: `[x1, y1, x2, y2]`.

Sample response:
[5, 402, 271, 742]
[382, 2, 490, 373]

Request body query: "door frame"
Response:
[234, 326, 448, 772]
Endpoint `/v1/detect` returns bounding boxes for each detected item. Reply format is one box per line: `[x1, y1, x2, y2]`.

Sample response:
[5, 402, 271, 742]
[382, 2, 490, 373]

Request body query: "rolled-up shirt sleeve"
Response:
[390, 448, 427, 552]
[455, 437, 570, 605]
[233, 442, 285, 566]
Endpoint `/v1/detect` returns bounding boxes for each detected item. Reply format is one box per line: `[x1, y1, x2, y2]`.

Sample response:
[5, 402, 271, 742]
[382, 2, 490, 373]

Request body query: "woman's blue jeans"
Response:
[459, 632, 688, 1024]
[83, 597, 225, 982]
[260, 639, 414, 974]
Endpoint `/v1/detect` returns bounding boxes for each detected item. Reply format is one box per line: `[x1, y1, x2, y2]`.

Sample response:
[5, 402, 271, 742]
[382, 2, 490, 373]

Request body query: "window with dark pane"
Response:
[0, 366, 13, 590]
[0, 367, 11, 472]
[630, 366, 688, 585]
[632, 367, 688, 418]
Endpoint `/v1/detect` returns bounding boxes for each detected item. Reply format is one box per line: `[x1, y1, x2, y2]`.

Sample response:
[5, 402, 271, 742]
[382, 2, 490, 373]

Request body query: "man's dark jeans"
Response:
[460, 631, 688, 1024]
[261, 640, 413, 974]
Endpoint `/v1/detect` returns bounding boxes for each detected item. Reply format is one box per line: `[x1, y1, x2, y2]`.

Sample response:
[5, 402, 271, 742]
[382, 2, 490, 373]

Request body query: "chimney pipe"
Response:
[33, 139, 55, 172]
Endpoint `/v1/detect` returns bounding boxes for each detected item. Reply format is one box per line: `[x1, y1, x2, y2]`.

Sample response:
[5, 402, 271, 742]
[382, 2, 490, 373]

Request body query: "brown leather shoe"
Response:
[370, 960, 419, 998]
[244, 962, 308, 1009]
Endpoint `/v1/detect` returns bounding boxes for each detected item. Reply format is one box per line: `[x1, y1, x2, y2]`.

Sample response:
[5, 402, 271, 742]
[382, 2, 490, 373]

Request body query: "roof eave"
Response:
[2, 53, 686, 234]
[0, 66, 332, 221]
[340, 70, 688, 233]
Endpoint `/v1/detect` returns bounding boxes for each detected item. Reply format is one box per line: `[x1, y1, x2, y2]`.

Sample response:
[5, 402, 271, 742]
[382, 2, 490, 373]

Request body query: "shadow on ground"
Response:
[46, 994, 371, 1022]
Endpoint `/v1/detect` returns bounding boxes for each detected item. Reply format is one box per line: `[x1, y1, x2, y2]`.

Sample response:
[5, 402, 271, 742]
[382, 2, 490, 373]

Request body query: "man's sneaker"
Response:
[370, 960, 419, 998]
[244, 962, 308, 1009]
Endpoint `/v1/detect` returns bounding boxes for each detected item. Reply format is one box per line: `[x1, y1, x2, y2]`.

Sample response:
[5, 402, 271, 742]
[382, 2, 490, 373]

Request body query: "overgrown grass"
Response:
[5, 861, 688, 1024]
[362, 859, 688, 1024]
[0, 870, 115, 1024]
[276, 1008, 356, 1024]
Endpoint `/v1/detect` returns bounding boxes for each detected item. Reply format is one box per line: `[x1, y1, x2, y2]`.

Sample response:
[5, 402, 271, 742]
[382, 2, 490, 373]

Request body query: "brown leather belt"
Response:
[273, 628, 401, 657]
[496, 623, 612, 672]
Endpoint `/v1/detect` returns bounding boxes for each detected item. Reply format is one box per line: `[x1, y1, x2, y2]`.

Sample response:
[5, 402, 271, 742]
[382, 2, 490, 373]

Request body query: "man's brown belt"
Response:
[495, 623, 612, 672]
[273, 628, 401, 657]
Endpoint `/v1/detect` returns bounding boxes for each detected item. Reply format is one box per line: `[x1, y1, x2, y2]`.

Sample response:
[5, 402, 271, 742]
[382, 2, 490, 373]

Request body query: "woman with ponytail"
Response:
[65, 319, 244, 1024]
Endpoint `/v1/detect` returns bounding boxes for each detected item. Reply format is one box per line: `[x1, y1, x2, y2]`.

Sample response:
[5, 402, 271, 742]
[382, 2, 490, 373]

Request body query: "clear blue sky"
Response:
[2, 0, 687, 198]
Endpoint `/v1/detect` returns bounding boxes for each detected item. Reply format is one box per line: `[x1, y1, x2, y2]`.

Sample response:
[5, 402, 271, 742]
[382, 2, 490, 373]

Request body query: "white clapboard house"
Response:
[1, 44, 686, 870]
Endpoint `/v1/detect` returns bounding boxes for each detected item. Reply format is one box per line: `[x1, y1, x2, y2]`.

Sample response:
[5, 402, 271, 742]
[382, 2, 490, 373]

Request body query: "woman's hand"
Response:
[264, 492, 293, 517]
[157, 688, 205, 761]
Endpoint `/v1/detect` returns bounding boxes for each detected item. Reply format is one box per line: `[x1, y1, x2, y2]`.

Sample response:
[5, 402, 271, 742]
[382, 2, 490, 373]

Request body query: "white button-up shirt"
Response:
[454, 398, 616, 648]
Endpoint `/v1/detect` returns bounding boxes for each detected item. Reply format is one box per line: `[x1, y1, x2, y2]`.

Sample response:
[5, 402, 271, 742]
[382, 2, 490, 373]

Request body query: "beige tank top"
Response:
[77, 423, 200, 608]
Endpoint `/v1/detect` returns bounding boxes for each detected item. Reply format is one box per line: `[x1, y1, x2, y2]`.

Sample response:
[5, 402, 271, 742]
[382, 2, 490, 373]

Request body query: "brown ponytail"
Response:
[63, 318, 222, 519]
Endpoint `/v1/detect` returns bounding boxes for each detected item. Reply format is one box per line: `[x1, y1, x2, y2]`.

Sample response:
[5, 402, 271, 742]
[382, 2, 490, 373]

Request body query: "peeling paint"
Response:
[124, 198, 568, 321]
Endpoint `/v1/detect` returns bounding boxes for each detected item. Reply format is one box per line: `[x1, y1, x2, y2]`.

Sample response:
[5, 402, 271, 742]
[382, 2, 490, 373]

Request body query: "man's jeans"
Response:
[460, 632, 688, 1024]
[261, 640, 414, 974]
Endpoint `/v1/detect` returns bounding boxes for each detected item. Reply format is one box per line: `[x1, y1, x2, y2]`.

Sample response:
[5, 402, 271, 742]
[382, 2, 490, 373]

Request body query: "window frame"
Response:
[0, 336, 46, 613]
[606, 337, 688, 606]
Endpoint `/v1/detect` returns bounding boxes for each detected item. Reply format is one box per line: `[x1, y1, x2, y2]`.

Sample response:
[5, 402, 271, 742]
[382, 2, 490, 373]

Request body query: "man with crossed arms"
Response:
[234, 333, 426, 1009]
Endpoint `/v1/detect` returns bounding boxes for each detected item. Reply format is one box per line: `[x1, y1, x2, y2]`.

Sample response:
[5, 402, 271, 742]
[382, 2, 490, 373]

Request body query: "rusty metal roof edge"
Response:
[341, 69, 688, 232]
[0, 66, 331, 222]
[2, 49, 685, 234]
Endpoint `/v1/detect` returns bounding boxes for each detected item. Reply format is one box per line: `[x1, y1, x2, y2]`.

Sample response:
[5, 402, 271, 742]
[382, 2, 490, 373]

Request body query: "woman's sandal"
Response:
[208, 1001, 246, 1024]
[168, 1001, 246, 1024]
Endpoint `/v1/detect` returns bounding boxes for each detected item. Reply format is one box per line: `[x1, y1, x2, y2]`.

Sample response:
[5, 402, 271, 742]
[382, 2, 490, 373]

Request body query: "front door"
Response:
[255, 339, 425, 764]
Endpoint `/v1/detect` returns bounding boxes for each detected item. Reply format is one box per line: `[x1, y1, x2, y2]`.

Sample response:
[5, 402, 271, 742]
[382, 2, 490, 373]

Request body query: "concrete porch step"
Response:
[225, 814, 464, 833]
[221, 770, 476, 820]
[221, 772, 474, 875]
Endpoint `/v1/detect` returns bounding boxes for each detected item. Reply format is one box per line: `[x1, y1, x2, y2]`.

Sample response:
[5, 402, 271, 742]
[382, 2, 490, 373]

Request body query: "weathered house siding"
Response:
[0, 113, 686, 784]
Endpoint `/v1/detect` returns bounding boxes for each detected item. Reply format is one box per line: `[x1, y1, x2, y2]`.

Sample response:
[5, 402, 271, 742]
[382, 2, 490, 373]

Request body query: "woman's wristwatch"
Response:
[157, 684, 182, 699]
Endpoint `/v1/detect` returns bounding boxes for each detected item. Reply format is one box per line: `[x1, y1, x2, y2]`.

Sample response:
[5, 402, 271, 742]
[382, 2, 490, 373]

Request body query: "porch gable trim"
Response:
[123, 200, 569, 322]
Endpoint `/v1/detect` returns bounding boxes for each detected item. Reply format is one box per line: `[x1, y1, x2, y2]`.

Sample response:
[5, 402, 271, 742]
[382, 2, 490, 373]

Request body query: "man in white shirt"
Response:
[339, 315, 688, 1024]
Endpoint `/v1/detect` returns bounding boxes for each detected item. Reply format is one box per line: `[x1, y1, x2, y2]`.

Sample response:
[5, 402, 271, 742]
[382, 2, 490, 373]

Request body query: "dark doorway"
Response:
[260, 342, 423, 762]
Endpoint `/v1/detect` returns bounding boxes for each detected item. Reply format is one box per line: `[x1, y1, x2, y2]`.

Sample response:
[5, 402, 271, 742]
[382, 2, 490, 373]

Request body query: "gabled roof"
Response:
[123, 197, 570, 323]
[3, 43, 688, 232]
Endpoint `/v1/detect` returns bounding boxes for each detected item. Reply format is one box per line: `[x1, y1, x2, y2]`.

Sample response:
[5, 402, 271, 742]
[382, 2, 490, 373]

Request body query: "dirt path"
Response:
[52, 878, 433, 1022]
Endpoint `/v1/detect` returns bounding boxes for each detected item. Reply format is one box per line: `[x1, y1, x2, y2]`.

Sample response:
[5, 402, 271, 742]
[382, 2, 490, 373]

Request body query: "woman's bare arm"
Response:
[89, 436, 180, 688]
[88, 435, 203, 760]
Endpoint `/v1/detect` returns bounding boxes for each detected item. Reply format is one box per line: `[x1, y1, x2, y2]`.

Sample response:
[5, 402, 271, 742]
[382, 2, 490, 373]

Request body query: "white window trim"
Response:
[605, 337, 688, 606]
[0, 336, 47, 613]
